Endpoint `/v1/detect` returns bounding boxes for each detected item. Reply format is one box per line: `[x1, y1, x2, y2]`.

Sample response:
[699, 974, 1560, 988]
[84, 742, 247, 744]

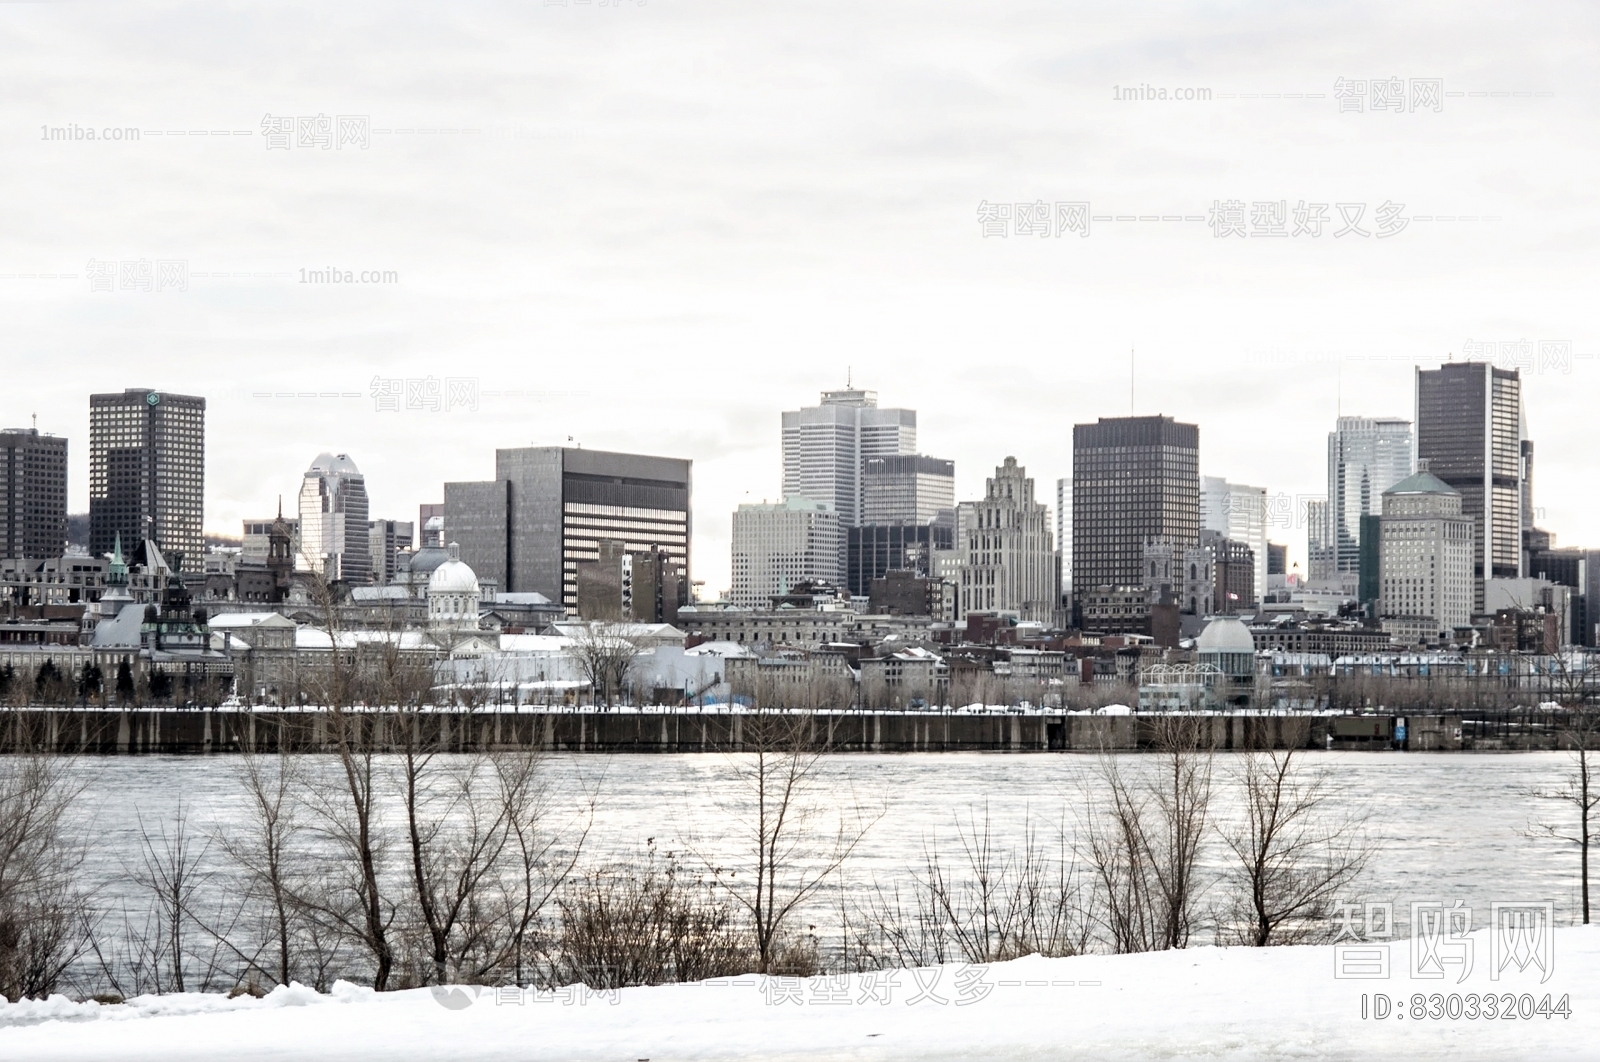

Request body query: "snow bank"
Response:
[2, 929, 1596, 1061]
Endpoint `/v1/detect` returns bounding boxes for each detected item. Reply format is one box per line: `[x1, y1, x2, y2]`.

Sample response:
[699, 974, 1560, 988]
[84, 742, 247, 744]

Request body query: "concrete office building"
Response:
[730, 497, 844, 609]
[1055, 477, 1072, 602]
[954, 457, 1057, 623]
[1528, 544, 1598, 647]
[1324, 416, 1413, 584]
[781, 388, 916, 528]
[0, 427, 67, 560]
[243, 513, 298, 564]
[296, 453, 371, 583]
[861, 454, 954, 525]
[1203, 530, 1256, 615]
[369, 519, 415, 585]
[1306, 499, 1334, 583]
[1267, 543, 1287, 580]
[1072, 415, 1200, 604]
[1377, 466, 1474, 645]
[446, 446, 691, 614]
[88, 388, 205, 566]
[847, 454, 955, 596]
[847, 523, 955, 597]
[1415, 361, 1525, 610]
[576, 541, 686, 625]
[1201, 475, 1267, 607]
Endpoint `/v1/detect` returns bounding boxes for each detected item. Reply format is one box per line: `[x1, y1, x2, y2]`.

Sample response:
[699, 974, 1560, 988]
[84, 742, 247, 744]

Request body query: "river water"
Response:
[71, 750, 1588, 935]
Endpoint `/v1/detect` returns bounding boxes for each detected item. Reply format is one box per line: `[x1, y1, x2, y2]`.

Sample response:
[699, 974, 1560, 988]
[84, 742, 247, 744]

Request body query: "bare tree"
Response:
[299, 577, 409, 990]
[216, 751, 321, 988]
[569, 624, 641, 708]
[115, 802, 223, 994]
[694, 710, 877, 974]
[0, 750, 88, 1000]
[399, 744, 515, 986]
[1528, 651, 1600, 923]
[1079, 715, 1214, 952]
[479, 749, 590, 985]
[1218, 724, 1369, 946]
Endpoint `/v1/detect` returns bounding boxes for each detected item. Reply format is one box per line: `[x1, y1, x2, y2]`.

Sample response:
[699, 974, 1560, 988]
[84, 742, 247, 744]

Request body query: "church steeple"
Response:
[99, 532, 134, 620]
[107, 533, 128, 587]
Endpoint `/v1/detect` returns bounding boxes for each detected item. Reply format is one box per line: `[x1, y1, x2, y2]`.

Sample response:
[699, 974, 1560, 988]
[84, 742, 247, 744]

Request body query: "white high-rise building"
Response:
[781, 388, 916, 527]
[1327, 416, 1414, 576]
[1200, 476, 1268, 607]
[730, 497, 844, 609]
[297, 452, 371, 583]
[954, 457, 1057, 623]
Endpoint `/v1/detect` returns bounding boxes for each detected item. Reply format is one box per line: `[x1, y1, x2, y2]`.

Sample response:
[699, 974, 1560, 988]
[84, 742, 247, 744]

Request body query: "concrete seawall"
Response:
[0, 708, 1570, 754]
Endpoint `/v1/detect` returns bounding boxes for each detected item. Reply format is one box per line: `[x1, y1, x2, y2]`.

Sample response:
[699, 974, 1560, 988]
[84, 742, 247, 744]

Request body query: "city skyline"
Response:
[4, 358, 1587, 600]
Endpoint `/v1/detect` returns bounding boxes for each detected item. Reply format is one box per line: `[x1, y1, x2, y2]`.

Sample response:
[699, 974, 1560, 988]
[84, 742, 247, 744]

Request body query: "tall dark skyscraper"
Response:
[1071, 415, 1200, 601]
[1414, 362, 1523, 609]
[446, 446, 690, 612]
[846, 453, 956, 596]
[0, 427, 68, 559]
[89, 388, 206, 566]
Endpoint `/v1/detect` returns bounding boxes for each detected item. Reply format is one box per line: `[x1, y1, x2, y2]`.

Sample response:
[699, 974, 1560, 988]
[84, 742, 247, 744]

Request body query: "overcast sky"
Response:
[3, 0, 1595, 596]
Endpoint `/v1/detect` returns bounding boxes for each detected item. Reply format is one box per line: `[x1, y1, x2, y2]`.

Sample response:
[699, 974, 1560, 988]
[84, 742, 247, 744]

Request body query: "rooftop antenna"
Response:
[31, 412, 37, 431]
[1130, 348, 1135, 415]
[847, 365, 853, 389]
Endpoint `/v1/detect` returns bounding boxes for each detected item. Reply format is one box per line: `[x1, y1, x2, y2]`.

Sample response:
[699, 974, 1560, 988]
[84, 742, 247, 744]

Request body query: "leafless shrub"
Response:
[856, 805, 1090, 968]
[554, 845, 753, 988]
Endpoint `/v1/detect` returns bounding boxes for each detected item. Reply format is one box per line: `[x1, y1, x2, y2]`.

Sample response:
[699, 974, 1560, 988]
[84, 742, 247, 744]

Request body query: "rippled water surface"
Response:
[71, 750, 1587, 926]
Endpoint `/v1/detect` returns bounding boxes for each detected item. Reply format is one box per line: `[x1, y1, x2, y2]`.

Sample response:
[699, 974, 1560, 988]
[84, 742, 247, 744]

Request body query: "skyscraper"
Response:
[0, 427, 67, 559]
[781, 388, 916, 527]
[368, 518, 414, 585]
[1326, 416, 1413, 576]
[1072, 415, 1200, 602]
[1200, 475, 1268, 606]
[731, 497, 844, 608]
[861, 455, 953, 525]
[446, 446, 691, 612]
[846, 454, 956, 596]
[954, 457, 1057, 622]
[1055, 476, 1072, 601]
[88, 388, 205, 566]
[1415, 362, 1524, 609]
[297, 453, 372, 583]
[1306, 499, 1333, 582]
[1377, 465, 1474, 645]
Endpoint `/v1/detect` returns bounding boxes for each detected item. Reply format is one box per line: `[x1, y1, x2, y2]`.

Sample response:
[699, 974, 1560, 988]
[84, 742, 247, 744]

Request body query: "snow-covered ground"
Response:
[3, 928, 1595, 1061]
